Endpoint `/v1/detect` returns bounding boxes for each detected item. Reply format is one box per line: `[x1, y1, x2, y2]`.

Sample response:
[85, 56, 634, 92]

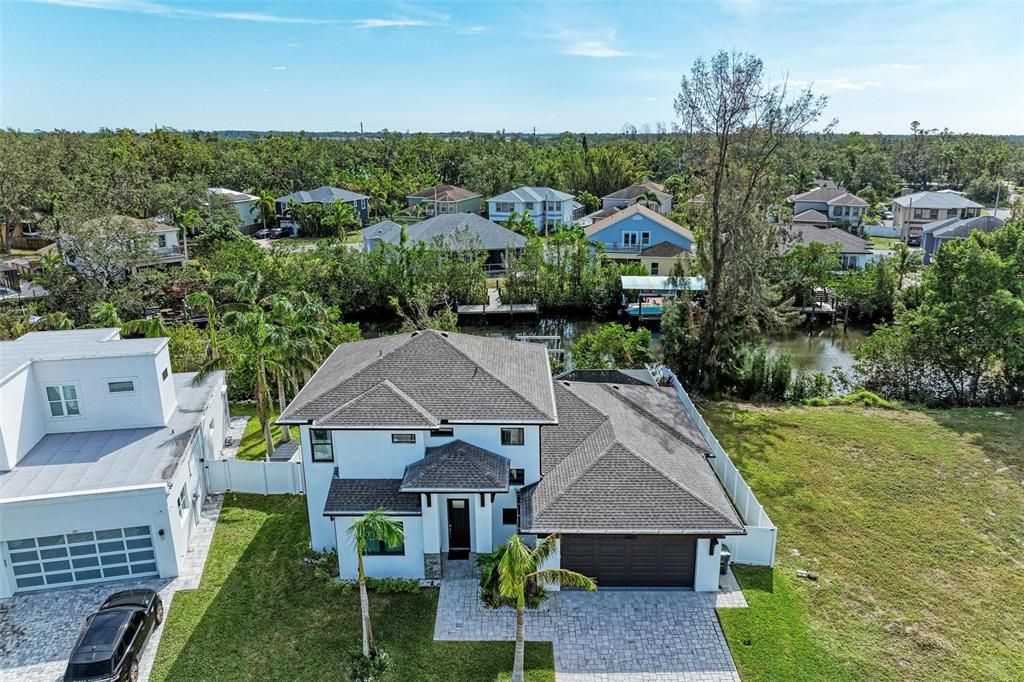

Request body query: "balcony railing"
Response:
[598, 241, 645, 254]
[153, 245, 185, 259]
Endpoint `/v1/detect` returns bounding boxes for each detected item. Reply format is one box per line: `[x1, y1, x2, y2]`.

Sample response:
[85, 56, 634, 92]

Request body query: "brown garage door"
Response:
[561, 534, 697, 587]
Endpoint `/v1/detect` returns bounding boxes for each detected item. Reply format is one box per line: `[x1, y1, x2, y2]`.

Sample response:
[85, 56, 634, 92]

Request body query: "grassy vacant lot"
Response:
[229, 402, 299, 461]
[703, 403, 1024, 682]
[151, 494, 553, 682]
[868, 236, 901, 250]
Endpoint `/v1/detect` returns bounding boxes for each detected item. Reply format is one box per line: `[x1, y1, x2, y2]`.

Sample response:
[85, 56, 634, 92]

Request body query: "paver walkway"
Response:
[435, 560, 745, 681]
[0, 495, 223, 682]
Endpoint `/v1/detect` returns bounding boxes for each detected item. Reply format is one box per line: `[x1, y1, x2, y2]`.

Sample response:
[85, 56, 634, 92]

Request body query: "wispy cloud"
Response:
[273, 66, 287, 71]
[792, 77, 882, 92]
[32, 0, 335, 24]
[351, 18, 431, 29]
[458, 25, 489, 34]
[557, 31, 632, 58]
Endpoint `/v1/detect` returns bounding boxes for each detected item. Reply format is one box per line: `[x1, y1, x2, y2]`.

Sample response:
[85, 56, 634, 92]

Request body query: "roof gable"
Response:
[316, 380, 438, 428]
[585, 204, 693, 242]
[407, 184, 480, 201]
[400, 440, 509, 491]
[488, 187, 573, 203]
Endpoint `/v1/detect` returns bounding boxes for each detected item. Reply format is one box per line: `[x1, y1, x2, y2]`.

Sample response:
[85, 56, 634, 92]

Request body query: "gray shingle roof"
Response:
[407, 184, 480, 201]
[323, 478, 422, 516]
[400, 440, 510, 492]
[488, 187, 573, 203]
[317, 380, 439, 428]
[382, 214, 526, 251]
[785, 223, 873, 254]
[791, 209, 830, 223]
[276, 186, 369, 205]
[602, 182, 671, 203]
[788, 187, 867, 206]
[361, 220, 403, 242]
[923, 215, 1003, 238]
[279, 330, 557, 425]
[519, 382, 744, 534]
[640, 240, 686, 258]
[892, 191, 983, 209]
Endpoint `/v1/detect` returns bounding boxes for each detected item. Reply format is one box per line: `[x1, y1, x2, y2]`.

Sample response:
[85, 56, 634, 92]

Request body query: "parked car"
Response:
[268, 227, 291, 239]
[883, 210, 894, 220]
[64, 589, 164, 682]
[253, 227, 272, 239]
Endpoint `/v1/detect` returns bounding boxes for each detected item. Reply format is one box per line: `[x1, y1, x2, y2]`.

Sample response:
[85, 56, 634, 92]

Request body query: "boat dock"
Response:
[457, 288, 538, 316]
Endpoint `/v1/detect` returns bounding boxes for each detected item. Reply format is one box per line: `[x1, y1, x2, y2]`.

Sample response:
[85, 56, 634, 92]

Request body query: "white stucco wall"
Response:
[694, 538, 722, 592]
[0, 366, 46, 470]
[333, 515, 425, 580]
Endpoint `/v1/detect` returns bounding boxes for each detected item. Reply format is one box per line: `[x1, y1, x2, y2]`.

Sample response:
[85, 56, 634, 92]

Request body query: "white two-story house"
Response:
[787, 187, 869, 228]
[0, 329, 228, 598]
[486, 187, 583, 234]
[279, 330, 746, 591]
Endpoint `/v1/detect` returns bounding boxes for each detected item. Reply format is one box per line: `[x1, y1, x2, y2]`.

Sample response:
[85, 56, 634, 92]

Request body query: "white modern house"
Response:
[0, 329, 228, 598]
[208, 187, 261, 229]
[486, 187, 583, 233]
[279, 330, 747, 591]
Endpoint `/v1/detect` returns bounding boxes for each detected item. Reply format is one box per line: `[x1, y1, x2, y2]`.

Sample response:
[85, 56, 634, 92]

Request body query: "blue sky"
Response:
[2, 0, 1022, 134]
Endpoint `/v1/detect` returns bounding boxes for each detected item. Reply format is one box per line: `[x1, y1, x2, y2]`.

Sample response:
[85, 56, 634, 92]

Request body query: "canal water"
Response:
[363, 315, 869, 376]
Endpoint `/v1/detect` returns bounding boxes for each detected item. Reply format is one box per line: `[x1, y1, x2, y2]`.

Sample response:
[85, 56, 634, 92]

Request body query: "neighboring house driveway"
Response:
[435, 565, 747, 681]
[0, 495, 222, 682]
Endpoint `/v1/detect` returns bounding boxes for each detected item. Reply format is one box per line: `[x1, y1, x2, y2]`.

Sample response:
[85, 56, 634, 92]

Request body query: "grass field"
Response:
[150, 495, 554, 682]
[228, 402, 299, 460]
[868, 236, 901, 250]
[703, 403, 1024, 682]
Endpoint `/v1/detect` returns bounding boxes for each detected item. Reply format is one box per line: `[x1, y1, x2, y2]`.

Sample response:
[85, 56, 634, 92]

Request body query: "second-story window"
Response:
[509, 468, 525, 485]
[430, 427, 454, 437]
[107, 380, 135, 394]
[311, 429, 334, 462]
[501, 427, 525, 446]
[495, 201, 514, 213]
[545, 200, 560, 212]
[392, 433, 416, 444]
[46, 384, 80, 417]
[157, 234, 167, 248]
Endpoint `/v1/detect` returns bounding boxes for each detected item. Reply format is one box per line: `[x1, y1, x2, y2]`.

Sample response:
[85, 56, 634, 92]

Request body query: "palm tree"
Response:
[222, 306, 281, 458]
[254, 190, 276, 232]
[88, 301, 123, 328]
[185, 291, 221, 363]
[498, 535, 596, 682]
[892, 242, 921, 289]
[121, 313, 169, 338]
[347, 510, 405, 658]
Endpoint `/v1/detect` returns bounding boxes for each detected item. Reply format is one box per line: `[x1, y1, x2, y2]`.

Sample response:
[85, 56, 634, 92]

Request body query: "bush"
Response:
[788, 370, 834, 401]
[476, 548, 547, 609]
[346, 649, 391, 682]
[803, 389, 900, 409]
[733, 345, 793, 402]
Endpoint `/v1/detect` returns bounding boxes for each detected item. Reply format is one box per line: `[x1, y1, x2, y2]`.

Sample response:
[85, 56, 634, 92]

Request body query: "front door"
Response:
[447, 499, 471, 557]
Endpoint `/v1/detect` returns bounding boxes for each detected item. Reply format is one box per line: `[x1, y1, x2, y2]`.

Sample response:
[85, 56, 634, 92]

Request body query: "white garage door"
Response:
[6, 525, 158, 592]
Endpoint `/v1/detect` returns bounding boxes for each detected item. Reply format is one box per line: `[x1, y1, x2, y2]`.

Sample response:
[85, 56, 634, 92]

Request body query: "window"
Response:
[844, 206, 851, 216]
[947, 209, 959, 218]
[640, 231, 651, 246]
[45, 384, 80, 417]
[502, 507, 518, 525]
[524, 202, 535, 211]
[495, 201, 514, 213]
[622, 231, 639, 247]
[107, 380, 135, 394]
[391, 433, 416, 444]
[162, 368, 169, 381]
[929, 209, 939, 220]
[176, 486, 189, 517]
[157, 234, 167, 248]
[833, 206, 843, 217]
[650, 262, 659, 276]
[311, 429, 334, 462]
[913, 208, 923, 219]
[365, 522, 405, 555]
[430, 427, 454, 438]
[545, 200, 560, 212]
[501, 428, 525, 446]
[509, 468, 525, 485]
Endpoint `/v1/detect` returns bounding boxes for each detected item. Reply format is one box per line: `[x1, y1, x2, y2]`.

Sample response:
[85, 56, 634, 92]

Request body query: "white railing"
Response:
[661, 368, 777, 566]
[204, 458, 305, 495]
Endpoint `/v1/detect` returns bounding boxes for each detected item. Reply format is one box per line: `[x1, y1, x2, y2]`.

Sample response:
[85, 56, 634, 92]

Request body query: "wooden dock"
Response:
[457, 288, 538, 316]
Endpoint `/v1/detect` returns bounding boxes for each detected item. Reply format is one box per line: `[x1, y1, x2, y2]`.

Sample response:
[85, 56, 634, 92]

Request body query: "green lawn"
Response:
[868, 236, 901, 250]
[703, 403, 1024, 682]
[229, 402, 300, 461]
[151, 494, 554, 682]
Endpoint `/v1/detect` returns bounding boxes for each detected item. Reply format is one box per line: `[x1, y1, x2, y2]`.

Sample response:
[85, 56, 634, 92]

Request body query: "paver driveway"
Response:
[0, 495, 222, 682]
[435, 562, 746, 681]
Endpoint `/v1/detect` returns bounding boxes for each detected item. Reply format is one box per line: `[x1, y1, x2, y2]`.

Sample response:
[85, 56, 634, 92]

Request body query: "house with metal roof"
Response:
[278, 329, 751, 590]
[891, 191, 983, 244]
[0, 329, 228, 598]
[921, 215, 1004, 264]
[601, 181, 673, 215]
[208, 187, 261, 228]
[275, 186, 371, 230]
[406, 184, 482, 217]
[486, 187, 584, 234]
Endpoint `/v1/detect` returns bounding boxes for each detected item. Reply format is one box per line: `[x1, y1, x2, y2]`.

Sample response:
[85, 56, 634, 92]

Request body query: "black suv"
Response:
[64, 589, 164, 682]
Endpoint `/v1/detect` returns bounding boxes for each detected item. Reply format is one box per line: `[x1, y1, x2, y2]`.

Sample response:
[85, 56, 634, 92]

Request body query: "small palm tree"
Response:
[88, 301, 123, 328]
[498, 535, 596, 682]
[892, 242, 921, 290]
[185, 291, 221, 363]
[254, 190, 276, 231]
[121, 313, 168, 339]
[347, 510, 405, 658]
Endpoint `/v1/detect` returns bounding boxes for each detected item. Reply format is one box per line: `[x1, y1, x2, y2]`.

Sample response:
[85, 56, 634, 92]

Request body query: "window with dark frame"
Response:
[365, 522, 405, 555]
[310, 429, 334, 462]
[161, 368, 169, 381]
[501, 427, 525, 446]
[509, 468, 525, 485]
[502, 507, 518, 525]
[107, 380, 135, 394]
[430, 427, 454, 437]
[392, 433, 416, 444]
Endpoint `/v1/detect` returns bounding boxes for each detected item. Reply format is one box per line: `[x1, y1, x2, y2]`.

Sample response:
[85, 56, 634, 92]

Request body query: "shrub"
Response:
[788, 370, 834, 402]
[476, 548, 547, 609]
[347, 649, 391, 682]
[734, 345, 794, 402]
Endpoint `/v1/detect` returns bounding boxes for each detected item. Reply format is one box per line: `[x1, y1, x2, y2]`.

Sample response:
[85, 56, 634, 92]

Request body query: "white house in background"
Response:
[486, 187, 583, 233]
[61, 215, 187, 276]
[891, 191, 983, 245]
[0, 329, 228, 598]
[787, 187, 869, 228]
[278, 330, 746, 591]
[601, 181, 674, 215]
[208, 187, 261, 228]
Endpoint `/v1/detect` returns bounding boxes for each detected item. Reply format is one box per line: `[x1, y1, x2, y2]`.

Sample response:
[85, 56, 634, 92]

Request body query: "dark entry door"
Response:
[447, 499, 471, 552]
[561, 534, 697, 587]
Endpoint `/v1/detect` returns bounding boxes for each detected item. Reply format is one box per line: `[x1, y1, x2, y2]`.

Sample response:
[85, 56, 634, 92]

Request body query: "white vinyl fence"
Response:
[205, 458, 305, 495]
[662, 368, 777, 566]
[864, 224, 899, 238]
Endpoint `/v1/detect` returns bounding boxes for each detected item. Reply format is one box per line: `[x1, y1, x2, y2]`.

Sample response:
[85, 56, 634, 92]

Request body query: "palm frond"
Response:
[529, 568, 597, 591]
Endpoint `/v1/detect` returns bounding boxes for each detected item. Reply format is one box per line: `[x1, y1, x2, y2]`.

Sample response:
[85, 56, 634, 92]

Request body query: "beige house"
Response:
[891, 191, 982, 244]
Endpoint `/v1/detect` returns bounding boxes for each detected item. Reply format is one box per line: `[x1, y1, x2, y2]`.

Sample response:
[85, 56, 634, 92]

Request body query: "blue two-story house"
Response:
[276, 186, 371, 232]
[584, 204, 694, 274]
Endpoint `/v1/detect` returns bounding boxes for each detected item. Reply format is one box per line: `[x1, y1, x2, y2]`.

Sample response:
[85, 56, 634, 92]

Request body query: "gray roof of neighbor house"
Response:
[276, 186, 369, 205]
[788, 187, 868, 207]
[400, 440, 510, 492]
[791, 209, 830, 224]
[407, 184, 481, 202]
[488, 187, 574, 203]
[323, 478, 422, 516]
[363, 213, 526, 251]
[279, 330, 557, 425]
[786, 223, 873, 254]
[892, 191, 983, 209]
[923, 215, 1004, 239]
[0, 371, 224, 500]
[518, 381, 744, 535]
[640, 241, 687, 258]
[208, 187, 258, 202]
[602, 181, 672, 203]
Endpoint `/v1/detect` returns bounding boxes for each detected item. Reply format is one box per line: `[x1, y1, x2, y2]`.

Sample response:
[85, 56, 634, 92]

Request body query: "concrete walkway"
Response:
[0, 495, 224, 682]
[434, 561, 746, 681]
